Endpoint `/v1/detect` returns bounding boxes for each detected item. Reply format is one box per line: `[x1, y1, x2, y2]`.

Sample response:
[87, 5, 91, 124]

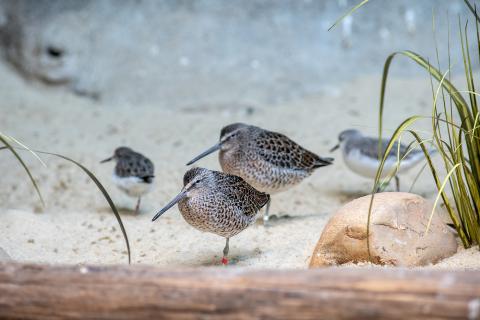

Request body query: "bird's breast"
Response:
[219, 149, 241, 174]
[221, 149, 310, 194]
[112, 174, 153, 197]
[178, 194, 253, 238]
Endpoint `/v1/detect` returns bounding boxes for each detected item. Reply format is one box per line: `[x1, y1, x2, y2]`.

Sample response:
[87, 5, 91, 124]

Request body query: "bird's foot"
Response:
[221, 257, 229, 265]
[263, 215, 270, 227]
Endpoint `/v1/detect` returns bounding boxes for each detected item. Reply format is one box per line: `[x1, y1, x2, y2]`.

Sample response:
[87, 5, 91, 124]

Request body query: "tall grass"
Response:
[330, 0, 480, 250]
[370, 5, 480, 248]
[0, 133, 131, 263]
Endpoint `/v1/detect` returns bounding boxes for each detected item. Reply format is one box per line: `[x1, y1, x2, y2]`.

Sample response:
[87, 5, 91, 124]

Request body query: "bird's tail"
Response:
[446, 223, 458, 235]
[313, 156, 334, 168]
[140, 175, 155, 183]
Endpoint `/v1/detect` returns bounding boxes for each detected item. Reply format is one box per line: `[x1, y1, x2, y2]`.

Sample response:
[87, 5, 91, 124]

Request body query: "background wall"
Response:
[0, 0, 470, 107]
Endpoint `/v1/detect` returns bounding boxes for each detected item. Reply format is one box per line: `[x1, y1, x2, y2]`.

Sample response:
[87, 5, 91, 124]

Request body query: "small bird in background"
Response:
[152, 167, 269, 265]
[186, 123, 333, 225]
[330, 129, 431, 191]
[101, 147, 154, 215]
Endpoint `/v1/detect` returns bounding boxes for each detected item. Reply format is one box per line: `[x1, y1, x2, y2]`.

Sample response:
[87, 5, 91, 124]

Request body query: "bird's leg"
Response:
[221, 238, 230, 265]
[395, 176, 400, 192]
[263, 198, 271, 226]
[134, 197, 141, 215]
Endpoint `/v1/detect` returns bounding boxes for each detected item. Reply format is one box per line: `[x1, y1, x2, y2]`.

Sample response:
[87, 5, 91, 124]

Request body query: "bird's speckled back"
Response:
[218, 124, 333, 194]
[114, 148, 154, 182]
[178, 168, 270, 238]
[343, 133, 423, 160]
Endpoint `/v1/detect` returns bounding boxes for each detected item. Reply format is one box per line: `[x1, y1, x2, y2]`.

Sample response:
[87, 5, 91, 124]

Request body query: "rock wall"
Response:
[0, 0, 471, 106]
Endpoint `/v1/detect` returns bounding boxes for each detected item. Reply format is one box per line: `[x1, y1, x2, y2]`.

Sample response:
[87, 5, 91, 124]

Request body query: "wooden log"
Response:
[0, 262, 479, 319]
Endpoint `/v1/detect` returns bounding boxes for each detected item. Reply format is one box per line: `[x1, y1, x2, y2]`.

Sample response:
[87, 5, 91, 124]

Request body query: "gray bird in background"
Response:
[101, 147, 154, 215]
[330, 129, 432, 191]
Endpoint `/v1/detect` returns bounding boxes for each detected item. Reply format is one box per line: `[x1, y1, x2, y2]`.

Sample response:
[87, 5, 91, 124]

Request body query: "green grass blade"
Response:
[0, 133, 47, 167]
[40, 151, 131, 264]
[0, 145, 131, 264]
[380, 50, 480, 201]
[376, 8, 480, 249]
[460, 20, 479, 117]
[407, 131, 469, 246]
[0, 134, 44, 206]
[408, 162, 429, 193]
[464, 0, 480, 23]
[367, 115, 424, 259]
[425, 163, 462, 234]
[328, 0, 369, 31]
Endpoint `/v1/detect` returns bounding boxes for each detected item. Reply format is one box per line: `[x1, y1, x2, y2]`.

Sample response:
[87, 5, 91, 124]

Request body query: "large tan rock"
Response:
[310, 192, 457, 267]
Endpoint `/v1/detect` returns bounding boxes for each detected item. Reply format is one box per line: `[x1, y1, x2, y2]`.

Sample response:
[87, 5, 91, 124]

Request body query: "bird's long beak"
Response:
[186, 143, 221, 166]
[329, 144, 340, 152]
[152, 191, 187, 221]
[100, 156, 114, 163]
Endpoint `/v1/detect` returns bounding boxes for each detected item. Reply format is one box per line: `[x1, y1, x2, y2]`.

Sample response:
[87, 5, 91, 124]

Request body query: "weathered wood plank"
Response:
[0, 262, 479, 319]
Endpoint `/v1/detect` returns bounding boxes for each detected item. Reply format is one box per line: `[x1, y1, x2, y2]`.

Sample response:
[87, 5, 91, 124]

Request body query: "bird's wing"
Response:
[214, 172, 270, 218]
[251, 130, 333, 170]
[115, 154, 155, 180]
[358, 137, 421, 160]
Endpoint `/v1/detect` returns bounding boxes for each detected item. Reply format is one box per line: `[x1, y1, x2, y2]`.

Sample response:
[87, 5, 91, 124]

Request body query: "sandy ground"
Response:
[0, 61, 479, 270]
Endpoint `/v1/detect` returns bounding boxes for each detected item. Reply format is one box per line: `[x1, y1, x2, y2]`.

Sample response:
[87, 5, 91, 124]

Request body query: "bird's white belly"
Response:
[112, 174, 153, 198]
[343, 150, 424, 179]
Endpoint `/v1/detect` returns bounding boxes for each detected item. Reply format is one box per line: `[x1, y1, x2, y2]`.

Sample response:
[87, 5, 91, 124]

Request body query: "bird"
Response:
[186, 123, 333, 225]
[330, 129, 432, 191]
[101, 147, 154, 215]
[152, 167, 269, 265]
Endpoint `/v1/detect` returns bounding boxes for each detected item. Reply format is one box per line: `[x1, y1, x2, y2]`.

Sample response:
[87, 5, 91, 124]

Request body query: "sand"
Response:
[0, 60, 479, 270]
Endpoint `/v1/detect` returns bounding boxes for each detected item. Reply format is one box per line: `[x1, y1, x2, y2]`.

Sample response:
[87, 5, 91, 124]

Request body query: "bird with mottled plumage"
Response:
[186, 123, 333, 224]
[101, 147, 154, 215]
[330, 129, 433, 190]
[152, 167, 269, 265]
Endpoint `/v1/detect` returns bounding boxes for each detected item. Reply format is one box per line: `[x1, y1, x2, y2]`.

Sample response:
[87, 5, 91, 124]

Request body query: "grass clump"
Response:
[330, 0, 480, 249]
[0, 133, 131, 263]
[371, 2, 480, 248]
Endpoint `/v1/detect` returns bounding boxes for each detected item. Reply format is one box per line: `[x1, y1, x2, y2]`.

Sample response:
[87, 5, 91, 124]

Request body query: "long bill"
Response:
[152, 191, 187, 221]
[100, 156, 114, 163]
[186, 143, 221, 165]
[329, 144, 340, 152]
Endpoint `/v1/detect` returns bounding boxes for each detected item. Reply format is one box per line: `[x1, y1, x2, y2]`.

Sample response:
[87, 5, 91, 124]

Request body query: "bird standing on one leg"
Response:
[186, 123, 333, 225]
[152, 167, 269, 265]
[330, 129, 432, 191]
[101, 147, 154, 215]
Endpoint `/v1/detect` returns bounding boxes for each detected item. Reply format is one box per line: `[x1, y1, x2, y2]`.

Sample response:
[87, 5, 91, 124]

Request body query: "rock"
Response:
[0, 247, 11, 261]
[309, 192, 457, 267]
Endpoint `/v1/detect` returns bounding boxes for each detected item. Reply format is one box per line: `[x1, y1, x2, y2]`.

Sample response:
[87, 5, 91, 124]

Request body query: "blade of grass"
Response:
[408, 162, 429, 193]
[464, 0, 480, 23]
[328, 0, 369, 31]
[425, 163, 462, 234]
[0, 132, 47, 167]
[367, 115, 424, 259]
[0, 145, 131, 264]
[375, 7, 479, 249]
[0, 134, 44, 206]
[408, 131, 469, 246]
[41, 151, 131, 264]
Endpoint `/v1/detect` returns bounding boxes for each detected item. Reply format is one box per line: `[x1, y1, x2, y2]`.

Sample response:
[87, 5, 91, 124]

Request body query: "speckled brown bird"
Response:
[186, 123, 333, 224]
[101, 147, 154, 215]
[152, 167, 269, 265]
